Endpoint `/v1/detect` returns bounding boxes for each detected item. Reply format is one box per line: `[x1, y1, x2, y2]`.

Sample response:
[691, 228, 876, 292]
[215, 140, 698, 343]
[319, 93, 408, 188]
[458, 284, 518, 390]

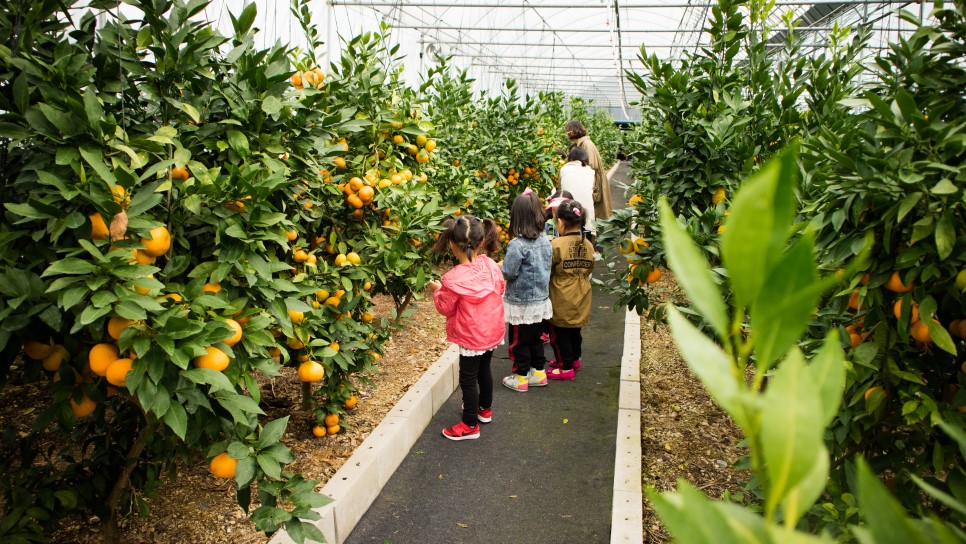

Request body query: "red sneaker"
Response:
[442, 421, 480, 441]
[547, 368, 576, 381]
[477, 407, 492, 423]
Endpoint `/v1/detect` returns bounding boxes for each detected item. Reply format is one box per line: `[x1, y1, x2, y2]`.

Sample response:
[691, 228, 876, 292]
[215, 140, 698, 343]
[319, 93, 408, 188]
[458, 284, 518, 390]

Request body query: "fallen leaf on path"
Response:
[457, 523, 469, 528]
[563, 418, 569, 424]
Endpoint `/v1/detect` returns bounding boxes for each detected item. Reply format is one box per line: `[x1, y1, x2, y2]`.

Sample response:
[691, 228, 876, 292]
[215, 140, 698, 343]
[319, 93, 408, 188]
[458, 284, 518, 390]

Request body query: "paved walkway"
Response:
[344, 164, 633, 544]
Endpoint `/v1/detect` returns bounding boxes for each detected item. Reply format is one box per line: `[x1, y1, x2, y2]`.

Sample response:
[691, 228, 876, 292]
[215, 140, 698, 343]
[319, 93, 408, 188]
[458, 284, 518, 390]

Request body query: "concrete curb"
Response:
[269, 344, 461, 544]
[611, 309, 644, 543]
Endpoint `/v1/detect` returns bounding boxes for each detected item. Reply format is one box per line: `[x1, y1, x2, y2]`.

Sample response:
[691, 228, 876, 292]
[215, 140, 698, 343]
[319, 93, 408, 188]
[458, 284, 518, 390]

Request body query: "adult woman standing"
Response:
[558, 147, 597, 239]
[565, 120, 613, 221]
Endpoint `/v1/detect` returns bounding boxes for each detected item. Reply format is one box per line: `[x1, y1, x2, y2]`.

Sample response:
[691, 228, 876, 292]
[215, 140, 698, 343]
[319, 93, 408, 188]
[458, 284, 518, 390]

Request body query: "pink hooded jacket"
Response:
[433, 255, 506, 351]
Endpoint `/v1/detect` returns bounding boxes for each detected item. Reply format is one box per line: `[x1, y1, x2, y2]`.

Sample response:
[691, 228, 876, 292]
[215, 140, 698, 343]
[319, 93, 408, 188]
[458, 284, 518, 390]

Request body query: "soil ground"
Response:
[638, 270, 749, 542]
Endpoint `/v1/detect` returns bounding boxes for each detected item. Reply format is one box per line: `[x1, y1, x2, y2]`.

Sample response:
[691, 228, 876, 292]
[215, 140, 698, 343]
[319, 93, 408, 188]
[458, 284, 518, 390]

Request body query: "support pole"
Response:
[326, 0, 338, 67]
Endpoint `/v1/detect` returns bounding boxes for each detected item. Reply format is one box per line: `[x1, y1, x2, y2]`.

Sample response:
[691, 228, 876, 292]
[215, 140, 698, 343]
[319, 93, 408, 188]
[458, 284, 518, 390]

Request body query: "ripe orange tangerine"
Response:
[345, 395, 358, 409]
[89, 343, 120, 376]
[70, 394, 97, 418]
[210, 452, 236, 479]
[193, 346, 230, 371]
[90, 212, 110, 241]
[106, 358, 134, 387]
[223, 319, 243, 347]
[893, 299, 919, 322]
[42, 345, 68, 372]
[327, 424, 341, 435]
[885, 271, 913, 293]
[312, 425, 327, 437]
[23, 339, 54, 360]
[324, 413, 339, 426]
[141, 226, 171, 257]
[298, 361, 325, 382]
[107, 317, 134, 341]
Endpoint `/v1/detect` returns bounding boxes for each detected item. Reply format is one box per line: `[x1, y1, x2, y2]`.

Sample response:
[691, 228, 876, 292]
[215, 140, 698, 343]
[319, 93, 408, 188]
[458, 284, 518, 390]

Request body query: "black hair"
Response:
[555, 199, 587, 243]
[567, 146, 589, 166]
[544, 189, 574, 221]
[509, 192, 545, 240]
[565, 120, 587, 140]
[432, 215, 500, 260]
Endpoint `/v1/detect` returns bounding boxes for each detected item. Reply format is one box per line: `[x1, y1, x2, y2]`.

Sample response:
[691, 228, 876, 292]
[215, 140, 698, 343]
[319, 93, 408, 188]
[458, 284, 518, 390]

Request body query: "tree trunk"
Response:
[391, 291, 414, 326]
[301, 381, 313, 411]
[102, 423, 155, 544]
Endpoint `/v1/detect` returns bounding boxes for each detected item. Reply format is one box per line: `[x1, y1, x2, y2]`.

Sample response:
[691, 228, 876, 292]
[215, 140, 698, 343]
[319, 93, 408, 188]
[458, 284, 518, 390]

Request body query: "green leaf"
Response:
[935, 213, 955, 260]
[939, 420, 966, 459]
[257, 453, 282, 479]
[854, 458, 930, 544]
[42, 258, 97, 277]
[181, 368, 235, 393]
[721, 145, 799, 310]
[750, 231, 819, 370]
[258, 416, 289, 450]
[234, 456, 257, 487]
[227, 130, 249, 157]
[234, 2, 258, 34]
[658, 200, 728, 339]
[666, 306, 752, 433]
[930, 179, 958, 195]
[761, 350, 823, 519]
[782, 445, 830, 528]
[806, 332, 847, 426]
[214, 391, 264, 424]
[925, 318, 957, 356]
[163, 402, 187, 440]
[79, 145, 117, 184]
[649, 482, 752, 544]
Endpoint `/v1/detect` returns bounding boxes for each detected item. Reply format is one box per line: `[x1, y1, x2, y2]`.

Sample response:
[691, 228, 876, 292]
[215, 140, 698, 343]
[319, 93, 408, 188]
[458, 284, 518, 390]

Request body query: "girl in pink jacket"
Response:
[429, 215, 505, 441]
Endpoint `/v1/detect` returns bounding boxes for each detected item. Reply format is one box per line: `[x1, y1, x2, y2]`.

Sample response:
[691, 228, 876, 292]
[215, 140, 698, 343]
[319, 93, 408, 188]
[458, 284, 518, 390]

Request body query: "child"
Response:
[501, 191, 553, 392]
[429, 215, 505, 441]
[547, 199, 595, 380]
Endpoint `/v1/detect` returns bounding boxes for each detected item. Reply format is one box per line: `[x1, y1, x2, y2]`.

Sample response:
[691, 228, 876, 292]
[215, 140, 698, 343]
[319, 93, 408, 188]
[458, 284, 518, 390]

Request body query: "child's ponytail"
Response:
[480, 218, 500, 255]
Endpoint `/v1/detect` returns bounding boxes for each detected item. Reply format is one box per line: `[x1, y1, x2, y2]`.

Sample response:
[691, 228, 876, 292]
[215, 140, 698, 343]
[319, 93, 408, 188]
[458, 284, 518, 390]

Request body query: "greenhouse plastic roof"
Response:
[201, 0, 925, 123]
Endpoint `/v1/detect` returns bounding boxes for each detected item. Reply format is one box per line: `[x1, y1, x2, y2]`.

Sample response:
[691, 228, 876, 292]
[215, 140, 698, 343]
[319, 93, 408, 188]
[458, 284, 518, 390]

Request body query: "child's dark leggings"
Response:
[508, 322, 547, 375]
[459, 350, 493, 427]
[549, 324, 582, 370]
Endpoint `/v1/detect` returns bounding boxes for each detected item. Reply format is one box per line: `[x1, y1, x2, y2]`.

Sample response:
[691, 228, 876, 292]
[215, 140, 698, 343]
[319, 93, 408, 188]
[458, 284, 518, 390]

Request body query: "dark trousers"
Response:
[549, 324, 583, 370]
[459, 350, 493, 427]
[508, 322, 547, 376]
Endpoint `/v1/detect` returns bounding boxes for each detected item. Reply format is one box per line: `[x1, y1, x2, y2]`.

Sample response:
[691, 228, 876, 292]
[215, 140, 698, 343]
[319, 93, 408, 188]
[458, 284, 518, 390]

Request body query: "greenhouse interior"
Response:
[1, 0, 965, 543]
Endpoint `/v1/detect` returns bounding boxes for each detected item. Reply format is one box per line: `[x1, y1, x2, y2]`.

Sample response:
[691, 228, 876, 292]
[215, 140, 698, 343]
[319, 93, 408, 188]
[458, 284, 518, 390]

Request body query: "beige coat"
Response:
[573, 135, 613, 220]
[549, 233, 595, 328]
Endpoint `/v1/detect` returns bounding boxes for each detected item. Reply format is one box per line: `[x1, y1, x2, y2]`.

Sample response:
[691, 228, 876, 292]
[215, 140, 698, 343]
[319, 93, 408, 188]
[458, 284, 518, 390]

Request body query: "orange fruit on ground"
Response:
[312, 425, 327, 437]
[23, 339, 54, 360]
[202, 283, 222, 293]
[210, 452, 236, 479]
[911, 319, 939, 344]
[327, 424, 341, 435]
[89, 343, 120, 376]
[90, 212, 109, 240]
[893, 299, 919, 322]
[345, 395, 358, 409]
[288, 309, 305, 323]
[70, 394, 97, 418]
[885, 271, 913, 293]
[297, 361, 325, 382]
[107, 317, 134, 340]
[324, 413, 339, 427]
[223, 319, 243, 347]
[106, 358, 133, 387]
[346, 252, 361, 265]
[141, 226, 171, 257]
[646, 269, 662, 284]
[171, 166, 189, 180]
[193, 346, 230, 371]
[41, 344, 68, 372]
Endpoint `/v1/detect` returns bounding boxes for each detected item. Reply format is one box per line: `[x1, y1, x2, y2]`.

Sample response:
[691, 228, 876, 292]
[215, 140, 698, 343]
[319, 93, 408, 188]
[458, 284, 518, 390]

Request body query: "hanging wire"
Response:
[116, 1, 126, 140]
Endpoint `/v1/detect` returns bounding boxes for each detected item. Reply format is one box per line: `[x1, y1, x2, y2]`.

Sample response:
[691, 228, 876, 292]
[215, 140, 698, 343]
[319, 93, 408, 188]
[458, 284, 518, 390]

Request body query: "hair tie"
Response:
[573, 208, 581, 217]
[522, 187, 534, 196]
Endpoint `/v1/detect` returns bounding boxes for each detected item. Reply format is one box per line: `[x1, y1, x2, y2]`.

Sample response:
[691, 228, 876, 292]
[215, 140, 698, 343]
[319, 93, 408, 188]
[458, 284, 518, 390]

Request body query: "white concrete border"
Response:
[611, 309, 644, 543]
[269, 344, 461, 544]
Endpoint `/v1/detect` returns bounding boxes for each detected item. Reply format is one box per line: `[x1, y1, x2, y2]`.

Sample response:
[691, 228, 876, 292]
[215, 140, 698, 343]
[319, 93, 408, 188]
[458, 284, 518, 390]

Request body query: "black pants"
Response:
[459, 350, 493, 427]
[508, 322, 547, 376]
[549, 324, 582, 370]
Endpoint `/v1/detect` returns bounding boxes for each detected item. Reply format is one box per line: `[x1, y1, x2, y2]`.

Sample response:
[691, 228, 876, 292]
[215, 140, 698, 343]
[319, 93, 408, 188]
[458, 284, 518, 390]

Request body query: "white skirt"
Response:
[504, 298, 553, 326]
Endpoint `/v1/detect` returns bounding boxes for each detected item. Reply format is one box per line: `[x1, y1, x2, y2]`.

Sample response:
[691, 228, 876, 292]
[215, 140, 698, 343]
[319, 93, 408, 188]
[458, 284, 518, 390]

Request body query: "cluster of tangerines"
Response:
[290, 67, 325, 91]
[845, 271, 944, 347]
[620, 236, 662, 287]
[391, 132, 436, 164]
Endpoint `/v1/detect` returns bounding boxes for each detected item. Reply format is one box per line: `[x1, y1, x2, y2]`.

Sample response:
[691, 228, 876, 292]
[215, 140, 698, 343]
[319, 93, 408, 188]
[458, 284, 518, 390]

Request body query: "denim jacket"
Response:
[502, 235, 552, 304]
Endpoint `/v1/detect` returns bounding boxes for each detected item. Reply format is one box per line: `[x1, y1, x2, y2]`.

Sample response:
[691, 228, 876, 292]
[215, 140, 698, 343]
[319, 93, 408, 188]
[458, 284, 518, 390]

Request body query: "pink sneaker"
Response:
[442, 421, 480, 441]
[549, 359, 581, 371]
[547, 368, 576, 381]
